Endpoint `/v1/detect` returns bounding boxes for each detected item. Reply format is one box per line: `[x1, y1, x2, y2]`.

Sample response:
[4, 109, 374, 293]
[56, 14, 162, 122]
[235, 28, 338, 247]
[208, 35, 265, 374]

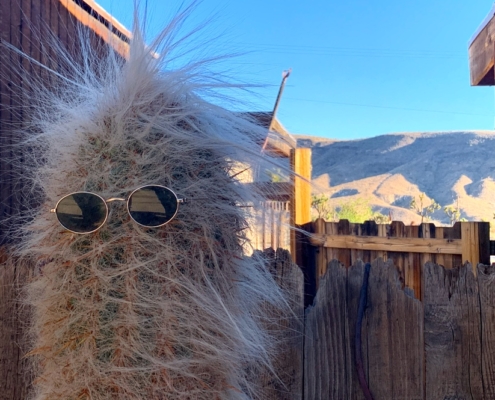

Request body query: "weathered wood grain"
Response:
[258, 248, 304, 400]
[0, 249, 33, 400]
[476, 264, 495, 398]
[469, 12, 495, 86]
[346, 260, 367, 400]
[304, 259, 352, 400]
[304, 259, 423, 400]
[311, 233, 462, 255]
[366, 258, 423, 400]
[424, 262, 484, 399]
[307, 220, 485, 300]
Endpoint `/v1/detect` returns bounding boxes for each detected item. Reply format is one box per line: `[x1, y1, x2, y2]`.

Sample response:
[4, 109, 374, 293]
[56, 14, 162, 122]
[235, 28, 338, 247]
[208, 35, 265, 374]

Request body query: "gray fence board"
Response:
[258, 248, 304, 400]
[478, 264, 495, 398]
[305, 259, 424, 400]
[424, 262, 483, 399]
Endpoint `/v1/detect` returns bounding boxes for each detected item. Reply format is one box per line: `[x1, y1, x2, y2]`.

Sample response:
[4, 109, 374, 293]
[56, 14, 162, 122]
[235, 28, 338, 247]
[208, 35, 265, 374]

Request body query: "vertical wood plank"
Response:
[376, 223, 388, 260]
[350, 222, 360, 266]
[347, 261, 367, 400]
[424, 262, 483, 399]
[304, 259, 358, 400]
[477, 264, 495, 398]
[0, 249, 33, 400]
[461, 222, 480, 275]
[289, 148, 311, 220]
[366, 259, 424, 400]
[315, 218, 326, 285]
[338, 219, 351, 267]
[406, 224, 421, 300]
[389, 221, 406, 288]
[435, 227, 445, 267]
[0, 0, 13, 230]
[258, 249, 304, 400]
[478, 222, 490, 266]
[325, 221, 336, 269]
[290, 148, 312, 265]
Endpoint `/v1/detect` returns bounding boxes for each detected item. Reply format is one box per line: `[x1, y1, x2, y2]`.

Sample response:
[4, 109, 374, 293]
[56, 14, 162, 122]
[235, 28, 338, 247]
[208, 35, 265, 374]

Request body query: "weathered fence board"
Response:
[366, 261, 424, 400]
[478, 264, 495, 398]
[257, 248, 304, 400]
[304, 259, 352, 399]
[0, 249, 32, 400]
[424, 262, 495, 399]
[305, 259, 423, 399]
[309, 219, 489, 300]
[305, 258, 495, 399]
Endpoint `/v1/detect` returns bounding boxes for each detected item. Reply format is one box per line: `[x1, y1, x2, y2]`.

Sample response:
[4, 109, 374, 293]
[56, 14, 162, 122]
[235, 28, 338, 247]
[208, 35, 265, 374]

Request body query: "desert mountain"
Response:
[296, 131, 495, 225]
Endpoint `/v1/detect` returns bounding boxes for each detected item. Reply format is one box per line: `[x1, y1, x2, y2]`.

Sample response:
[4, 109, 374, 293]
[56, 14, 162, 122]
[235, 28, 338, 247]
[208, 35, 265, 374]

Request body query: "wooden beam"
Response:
[310, 234, 462, 255]
[469, 12, 495, 86]
[59, 0, 130, 59]
[290, 148, 312, 225]
[290, 148, 312, 265]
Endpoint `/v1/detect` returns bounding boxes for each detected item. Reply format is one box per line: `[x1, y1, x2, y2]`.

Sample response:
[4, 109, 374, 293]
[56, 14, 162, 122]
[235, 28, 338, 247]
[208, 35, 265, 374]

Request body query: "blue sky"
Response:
[96, 0, 495, 140]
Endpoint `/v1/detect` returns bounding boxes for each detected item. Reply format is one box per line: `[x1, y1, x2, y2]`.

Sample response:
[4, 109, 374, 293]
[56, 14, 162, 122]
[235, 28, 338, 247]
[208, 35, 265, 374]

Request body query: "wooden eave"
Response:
[469, 5, 495, 86]
[244, 111, 297, 158]
[59, 0, 131, 59]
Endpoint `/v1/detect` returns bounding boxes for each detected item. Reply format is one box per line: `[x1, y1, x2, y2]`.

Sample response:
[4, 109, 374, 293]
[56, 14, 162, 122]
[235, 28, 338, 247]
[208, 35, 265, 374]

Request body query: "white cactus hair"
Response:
[11, 3, 292, 399]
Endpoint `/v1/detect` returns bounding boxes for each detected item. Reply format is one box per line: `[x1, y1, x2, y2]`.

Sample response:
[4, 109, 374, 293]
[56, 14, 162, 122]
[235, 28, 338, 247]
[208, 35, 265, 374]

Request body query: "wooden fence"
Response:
[307, 219, 490, 300]
[304, 258, 495, 400]
[3, 247, 495, 399]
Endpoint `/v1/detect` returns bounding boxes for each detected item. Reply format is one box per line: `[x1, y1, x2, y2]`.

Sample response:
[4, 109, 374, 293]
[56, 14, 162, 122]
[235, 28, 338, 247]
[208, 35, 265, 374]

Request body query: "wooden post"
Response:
[290, 148, 312, 266]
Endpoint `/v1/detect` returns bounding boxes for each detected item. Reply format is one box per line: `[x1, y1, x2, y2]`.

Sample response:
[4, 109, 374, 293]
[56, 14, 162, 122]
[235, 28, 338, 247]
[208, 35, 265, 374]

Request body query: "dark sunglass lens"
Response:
[128, 186, 178, 227]
[56, 193, 107, 233]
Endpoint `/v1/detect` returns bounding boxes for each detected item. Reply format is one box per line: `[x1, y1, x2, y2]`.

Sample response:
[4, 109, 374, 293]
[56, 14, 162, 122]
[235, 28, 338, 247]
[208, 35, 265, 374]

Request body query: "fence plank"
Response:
[325, 221, 336, 272]
[476, 264, 495, 398]
[0, 249, 32, 400]
[258, 249, 304, 400]
[388, 221, 406, 288]
[304, 259, 423, 400]
[424, 262, 484, 399]
[304, 259, 353, 400]
[366, 258, 424, 400]
[347, 261, 367, 400]
[315, 218, 326, 282]
[338, 220, 352, 267]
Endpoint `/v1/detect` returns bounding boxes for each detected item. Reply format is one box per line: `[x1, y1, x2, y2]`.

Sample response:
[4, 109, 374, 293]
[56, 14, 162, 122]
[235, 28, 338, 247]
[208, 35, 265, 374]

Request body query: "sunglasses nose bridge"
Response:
[105, 197, 126, 203]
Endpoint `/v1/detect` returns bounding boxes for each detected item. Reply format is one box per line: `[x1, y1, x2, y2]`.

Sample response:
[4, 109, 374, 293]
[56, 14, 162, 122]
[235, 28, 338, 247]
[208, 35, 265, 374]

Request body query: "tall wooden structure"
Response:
[0, 1, 130, 397]
[0, 0, 130, 243]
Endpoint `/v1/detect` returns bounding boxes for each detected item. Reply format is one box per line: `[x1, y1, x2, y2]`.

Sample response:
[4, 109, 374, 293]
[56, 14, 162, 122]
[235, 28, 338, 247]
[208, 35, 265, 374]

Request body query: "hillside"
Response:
[296, 131, 495, 225]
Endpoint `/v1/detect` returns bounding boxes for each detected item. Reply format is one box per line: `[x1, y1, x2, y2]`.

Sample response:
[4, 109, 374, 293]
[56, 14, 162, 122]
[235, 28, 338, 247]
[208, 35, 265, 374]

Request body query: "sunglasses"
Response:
[50, 185, 184, 234]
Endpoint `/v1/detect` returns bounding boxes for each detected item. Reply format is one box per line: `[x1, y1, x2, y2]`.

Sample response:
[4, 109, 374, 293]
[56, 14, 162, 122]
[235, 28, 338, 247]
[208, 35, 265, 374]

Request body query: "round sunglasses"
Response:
[50, 185, 184, 234]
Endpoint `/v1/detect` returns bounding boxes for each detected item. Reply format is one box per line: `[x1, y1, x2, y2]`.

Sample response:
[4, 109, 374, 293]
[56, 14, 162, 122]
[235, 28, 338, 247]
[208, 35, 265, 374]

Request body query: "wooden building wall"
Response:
[0, 0, 128, 243]
[0, 2, 128, 397]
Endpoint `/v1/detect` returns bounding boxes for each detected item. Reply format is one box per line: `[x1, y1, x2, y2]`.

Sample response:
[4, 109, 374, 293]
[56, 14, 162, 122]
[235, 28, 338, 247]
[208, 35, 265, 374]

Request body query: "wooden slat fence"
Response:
[304, 258, 495, 400]
[250, 201, 291, 252]
[309, 219, 490, 300]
